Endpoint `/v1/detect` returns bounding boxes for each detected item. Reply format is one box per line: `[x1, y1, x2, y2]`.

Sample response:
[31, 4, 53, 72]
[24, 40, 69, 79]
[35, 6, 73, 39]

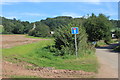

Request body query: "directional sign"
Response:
[71, 27, 79, 34]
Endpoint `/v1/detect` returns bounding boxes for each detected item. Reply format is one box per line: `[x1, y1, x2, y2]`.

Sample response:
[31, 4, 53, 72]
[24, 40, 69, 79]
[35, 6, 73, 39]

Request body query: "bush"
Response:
[52, 23, 94, 56]
[114, 29, 120, 39]
[104, 35, 111, 44]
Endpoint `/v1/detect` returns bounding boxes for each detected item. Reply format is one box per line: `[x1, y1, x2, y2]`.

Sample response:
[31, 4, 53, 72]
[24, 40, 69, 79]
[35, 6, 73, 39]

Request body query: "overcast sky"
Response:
[1, 2, 118, 22]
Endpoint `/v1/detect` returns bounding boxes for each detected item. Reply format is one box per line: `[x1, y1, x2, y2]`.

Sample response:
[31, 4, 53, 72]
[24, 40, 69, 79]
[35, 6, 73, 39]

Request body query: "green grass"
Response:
[3, 39, 98, 73]
[25, 35, 54, 39]
[110, 39, 120, 44]
[96, 39, 119, 47]
[96, 40, 107, 47]
[0, 25, 3, 33]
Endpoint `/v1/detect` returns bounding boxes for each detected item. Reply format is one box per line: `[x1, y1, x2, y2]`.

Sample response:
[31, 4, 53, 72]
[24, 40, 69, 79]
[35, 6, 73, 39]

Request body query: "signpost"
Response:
[71, 27, 79, 57]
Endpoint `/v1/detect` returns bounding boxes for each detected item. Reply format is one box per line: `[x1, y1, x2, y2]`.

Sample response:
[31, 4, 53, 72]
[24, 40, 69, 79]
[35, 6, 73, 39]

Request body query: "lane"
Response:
[96, 44, 118, 78]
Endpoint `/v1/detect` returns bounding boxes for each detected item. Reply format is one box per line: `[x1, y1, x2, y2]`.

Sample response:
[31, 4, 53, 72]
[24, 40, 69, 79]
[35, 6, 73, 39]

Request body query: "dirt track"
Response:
[96, 44, 119, 78]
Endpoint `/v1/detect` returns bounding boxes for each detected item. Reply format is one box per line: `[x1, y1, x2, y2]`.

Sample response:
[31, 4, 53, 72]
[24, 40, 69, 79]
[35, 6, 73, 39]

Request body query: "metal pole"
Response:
[75, 34, 77, 57]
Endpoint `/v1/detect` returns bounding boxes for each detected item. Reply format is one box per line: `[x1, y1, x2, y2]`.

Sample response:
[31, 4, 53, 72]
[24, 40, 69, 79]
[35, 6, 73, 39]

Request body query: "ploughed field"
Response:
[1, 35, 48, 48]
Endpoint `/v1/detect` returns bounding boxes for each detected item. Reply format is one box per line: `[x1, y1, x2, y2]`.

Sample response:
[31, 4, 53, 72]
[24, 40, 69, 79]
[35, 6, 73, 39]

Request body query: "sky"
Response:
[1, 2, 118, 22]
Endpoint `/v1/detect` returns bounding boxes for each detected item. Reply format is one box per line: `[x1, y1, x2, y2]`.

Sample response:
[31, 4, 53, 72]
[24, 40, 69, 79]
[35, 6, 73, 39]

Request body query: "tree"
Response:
[21, 21, 33, 34]
[41, 16, 72, 30]
[114, 29, 120, 39]
[84, 13, 112, 42]
[12, 23, 24, 34]
[28, 23, 51, 37]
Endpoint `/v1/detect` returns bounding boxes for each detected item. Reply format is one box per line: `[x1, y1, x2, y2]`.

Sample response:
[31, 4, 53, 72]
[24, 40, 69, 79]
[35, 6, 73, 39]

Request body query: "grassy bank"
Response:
[3, 38, 98, 72]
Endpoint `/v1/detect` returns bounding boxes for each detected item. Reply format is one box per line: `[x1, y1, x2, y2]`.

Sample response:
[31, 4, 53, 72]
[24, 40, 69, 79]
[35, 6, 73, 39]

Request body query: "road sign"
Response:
[71, 27, 79, 34]
[71, 27, 79, 57]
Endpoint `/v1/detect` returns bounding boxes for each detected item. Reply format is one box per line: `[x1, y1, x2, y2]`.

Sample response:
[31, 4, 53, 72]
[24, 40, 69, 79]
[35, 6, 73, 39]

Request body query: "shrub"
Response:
[52, 23, 94, 56]
[114, 29, 120, 39]
[104, 35, 111, 44]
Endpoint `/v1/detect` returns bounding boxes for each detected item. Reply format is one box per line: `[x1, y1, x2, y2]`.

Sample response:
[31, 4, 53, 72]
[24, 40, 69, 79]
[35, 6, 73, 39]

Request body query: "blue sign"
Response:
[71, 27, 79, 34]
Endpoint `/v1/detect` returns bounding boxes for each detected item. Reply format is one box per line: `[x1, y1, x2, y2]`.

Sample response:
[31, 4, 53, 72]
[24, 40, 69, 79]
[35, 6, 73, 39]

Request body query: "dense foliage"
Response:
[52, 23, 94, 56]
[114, 29, 120, 39]
[110, 20, 120, 28]
[84, 13, 112, 42]
[28, 22, 51, 37]
[2, 17, 33, 34]
[41, 16, 73, 30]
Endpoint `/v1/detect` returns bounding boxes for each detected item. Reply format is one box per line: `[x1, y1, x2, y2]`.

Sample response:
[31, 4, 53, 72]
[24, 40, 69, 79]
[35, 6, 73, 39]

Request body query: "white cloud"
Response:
[61, 12, 82, 18]
[5, 16, 17, 19]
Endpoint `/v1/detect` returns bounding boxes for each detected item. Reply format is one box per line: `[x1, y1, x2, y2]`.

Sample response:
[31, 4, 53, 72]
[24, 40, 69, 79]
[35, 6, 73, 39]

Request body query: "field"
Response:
[2, 35, 98, 78]
[1, 35, 50, 48]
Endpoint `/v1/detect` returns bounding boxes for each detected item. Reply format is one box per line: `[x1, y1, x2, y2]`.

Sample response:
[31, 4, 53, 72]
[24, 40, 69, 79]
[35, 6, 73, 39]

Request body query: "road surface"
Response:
[96, 44, 119, 78]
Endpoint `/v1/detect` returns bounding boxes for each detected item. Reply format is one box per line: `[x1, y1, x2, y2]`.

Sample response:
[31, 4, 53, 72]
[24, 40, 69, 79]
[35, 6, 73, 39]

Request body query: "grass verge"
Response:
[96, 39, 119, 47]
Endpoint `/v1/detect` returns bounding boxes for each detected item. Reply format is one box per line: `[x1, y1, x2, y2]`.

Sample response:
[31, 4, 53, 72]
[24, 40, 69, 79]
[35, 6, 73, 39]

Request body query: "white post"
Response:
[75, 34, 77, 57]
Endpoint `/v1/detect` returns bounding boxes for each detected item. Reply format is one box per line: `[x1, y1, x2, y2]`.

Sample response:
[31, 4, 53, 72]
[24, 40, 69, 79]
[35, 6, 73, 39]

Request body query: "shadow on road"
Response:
[96, 43, 120, 53]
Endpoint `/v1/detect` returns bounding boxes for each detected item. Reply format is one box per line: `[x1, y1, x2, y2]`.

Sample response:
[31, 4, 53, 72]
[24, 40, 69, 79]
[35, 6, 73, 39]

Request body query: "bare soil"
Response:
[2, 60, 94, 78]
[1, 35, 95, 78]
[1, 35, 49, 48]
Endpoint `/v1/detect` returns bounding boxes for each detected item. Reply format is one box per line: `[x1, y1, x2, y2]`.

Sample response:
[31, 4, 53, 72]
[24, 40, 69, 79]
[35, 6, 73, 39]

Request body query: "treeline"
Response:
[110, 20, 120, 28]
[2, 17, 33, 34]
[1, 14, 120, 39]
